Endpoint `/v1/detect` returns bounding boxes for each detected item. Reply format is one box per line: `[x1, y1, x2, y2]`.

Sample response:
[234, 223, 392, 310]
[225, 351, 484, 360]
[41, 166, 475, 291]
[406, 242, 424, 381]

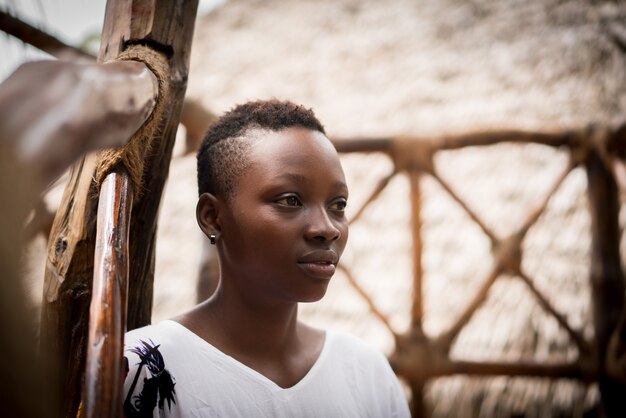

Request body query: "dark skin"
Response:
[175, 127, 349, 388]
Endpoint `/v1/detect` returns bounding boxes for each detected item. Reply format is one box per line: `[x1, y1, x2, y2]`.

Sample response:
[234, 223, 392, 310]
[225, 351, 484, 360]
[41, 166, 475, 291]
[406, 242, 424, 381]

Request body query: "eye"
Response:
[275, 195, 303, 207]
[329, 198, 347, 212]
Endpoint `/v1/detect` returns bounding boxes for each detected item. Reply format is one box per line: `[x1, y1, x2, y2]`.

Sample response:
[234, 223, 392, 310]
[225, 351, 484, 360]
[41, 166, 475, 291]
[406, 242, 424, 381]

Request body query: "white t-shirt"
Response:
[122, 320, 410, 417]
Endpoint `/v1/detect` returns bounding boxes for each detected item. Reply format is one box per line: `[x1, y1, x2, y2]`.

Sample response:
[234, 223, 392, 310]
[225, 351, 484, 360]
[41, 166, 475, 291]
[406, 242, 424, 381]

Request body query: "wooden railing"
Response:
[332, 125, 626, 417]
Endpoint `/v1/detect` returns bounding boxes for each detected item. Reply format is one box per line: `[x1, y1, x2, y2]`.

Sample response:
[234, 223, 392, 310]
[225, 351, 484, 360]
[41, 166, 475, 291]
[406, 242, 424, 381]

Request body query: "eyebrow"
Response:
[275, 173, 348, 193]
[334, 180, 348, 192]
[276, 173, 308, 184]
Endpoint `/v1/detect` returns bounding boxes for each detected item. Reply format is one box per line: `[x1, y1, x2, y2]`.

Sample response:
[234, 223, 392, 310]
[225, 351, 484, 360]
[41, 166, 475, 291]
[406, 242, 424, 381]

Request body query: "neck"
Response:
[200, 281, 301, 357]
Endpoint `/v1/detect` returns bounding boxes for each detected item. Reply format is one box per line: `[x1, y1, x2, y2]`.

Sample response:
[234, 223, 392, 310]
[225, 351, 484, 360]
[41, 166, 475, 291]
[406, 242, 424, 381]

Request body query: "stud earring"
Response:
[209, 234, 216, 245]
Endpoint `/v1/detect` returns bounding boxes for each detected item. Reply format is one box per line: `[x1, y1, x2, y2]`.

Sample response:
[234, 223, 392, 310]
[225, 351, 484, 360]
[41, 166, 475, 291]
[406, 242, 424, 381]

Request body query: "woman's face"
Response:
[216, 127, 349, 304]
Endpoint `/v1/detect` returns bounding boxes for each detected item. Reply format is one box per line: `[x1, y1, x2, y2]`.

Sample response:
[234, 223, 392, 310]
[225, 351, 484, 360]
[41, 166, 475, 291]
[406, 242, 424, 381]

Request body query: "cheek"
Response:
[229, 207, 295, 248]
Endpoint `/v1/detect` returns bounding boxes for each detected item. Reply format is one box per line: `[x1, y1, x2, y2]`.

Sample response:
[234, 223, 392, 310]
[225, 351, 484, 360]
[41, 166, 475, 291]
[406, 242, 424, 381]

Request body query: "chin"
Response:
[297, 286, 329, 304]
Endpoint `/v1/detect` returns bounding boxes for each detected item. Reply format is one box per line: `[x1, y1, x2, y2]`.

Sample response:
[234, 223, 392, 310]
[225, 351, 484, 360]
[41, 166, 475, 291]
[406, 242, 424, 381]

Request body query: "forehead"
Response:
[243, 127, 346, 188]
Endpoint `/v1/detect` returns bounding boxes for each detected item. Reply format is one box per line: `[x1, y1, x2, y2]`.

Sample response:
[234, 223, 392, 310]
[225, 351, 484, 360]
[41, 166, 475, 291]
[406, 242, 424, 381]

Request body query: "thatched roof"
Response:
[188, 0, 626, 133]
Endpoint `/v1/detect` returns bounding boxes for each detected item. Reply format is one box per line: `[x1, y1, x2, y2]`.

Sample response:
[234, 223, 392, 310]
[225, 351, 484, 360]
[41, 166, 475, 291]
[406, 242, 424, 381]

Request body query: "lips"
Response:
[297, 250, 338, 279]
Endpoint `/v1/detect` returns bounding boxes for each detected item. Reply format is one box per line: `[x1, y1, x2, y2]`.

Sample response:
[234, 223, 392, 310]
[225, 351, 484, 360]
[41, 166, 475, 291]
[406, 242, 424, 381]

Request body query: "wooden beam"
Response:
[331, 128, 575, 154]
[392, 337, 596, 382]
[41, 1, 198, 416]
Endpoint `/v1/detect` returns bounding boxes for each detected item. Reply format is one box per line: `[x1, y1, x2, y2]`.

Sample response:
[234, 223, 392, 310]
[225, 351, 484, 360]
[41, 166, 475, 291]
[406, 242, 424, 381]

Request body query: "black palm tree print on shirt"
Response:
[124, 339, 176, 417]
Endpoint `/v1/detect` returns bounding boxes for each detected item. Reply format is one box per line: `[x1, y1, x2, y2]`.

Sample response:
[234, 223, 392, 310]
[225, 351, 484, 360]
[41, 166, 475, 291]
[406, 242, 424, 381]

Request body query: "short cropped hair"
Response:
[197, 99, 326, 198]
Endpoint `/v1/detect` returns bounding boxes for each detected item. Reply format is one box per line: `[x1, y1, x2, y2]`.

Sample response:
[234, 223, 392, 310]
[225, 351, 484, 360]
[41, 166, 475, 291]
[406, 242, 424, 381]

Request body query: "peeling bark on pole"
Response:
[42, 1, 198, 416]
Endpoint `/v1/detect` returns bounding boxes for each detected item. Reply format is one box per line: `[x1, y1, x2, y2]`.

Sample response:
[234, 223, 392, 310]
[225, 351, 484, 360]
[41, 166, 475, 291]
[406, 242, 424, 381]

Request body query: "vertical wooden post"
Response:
[409, 168, 428, 417]
[84, 171, 133, 418]
[410, 169, 424, 330]
[586, 148, 626, 417]
[42, 1, 198, 416]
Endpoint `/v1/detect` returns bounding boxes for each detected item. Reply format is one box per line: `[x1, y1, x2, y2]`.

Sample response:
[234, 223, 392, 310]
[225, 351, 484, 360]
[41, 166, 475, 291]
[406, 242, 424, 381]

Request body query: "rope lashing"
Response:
[95, 45, 170, 199]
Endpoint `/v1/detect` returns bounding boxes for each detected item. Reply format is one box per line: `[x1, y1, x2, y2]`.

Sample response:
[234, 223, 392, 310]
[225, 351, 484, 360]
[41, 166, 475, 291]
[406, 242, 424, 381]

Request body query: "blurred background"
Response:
[5, 0, 626, 416]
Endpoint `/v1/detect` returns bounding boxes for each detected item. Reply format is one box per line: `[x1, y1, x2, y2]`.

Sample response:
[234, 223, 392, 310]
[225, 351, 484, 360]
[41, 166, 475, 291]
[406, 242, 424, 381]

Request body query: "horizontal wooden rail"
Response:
[447, 359, 593, 380]
[331, 129, 574, 153]
[332, 123, 626, 156]
[391, 356, 596, 381]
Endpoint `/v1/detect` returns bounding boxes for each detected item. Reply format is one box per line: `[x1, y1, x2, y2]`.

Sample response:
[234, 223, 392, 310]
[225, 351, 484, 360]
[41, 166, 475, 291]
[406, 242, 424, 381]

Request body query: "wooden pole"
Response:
[0, 10, 92, 60]
[586, 147, 626, 417]
[100, 0, 199, 330]
[408, 169, 428, 417]
[83, 171, 133, 418]
[42, 1, 198, 416]
[409, 169, 424, 330]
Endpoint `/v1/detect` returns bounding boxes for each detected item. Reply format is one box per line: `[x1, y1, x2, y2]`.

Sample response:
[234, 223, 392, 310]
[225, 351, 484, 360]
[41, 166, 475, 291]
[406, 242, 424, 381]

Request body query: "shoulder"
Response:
[124, 320, 197, 360]
[123, 321, 186, 417]
[323, 330, 398, 382]
[323, 331, 411, 417]
[326, 330, 388, 363]
[125, 320, 179, 346]
[123, 321, 192, 388]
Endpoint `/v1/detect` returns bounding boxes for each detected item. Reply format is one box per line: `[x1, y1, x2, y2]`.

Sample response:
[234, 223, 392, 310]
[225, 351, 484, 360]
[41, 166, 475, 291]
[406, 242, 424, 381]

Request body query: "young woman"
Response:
[122, 100, 411, 417]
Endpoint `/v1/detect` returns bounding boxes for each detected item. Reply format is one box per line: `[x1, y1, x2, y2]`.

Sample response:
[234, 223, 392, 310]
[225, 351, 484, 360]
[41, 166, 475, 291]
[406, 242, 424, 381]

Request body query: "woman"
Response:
[122, 100, 411, 417]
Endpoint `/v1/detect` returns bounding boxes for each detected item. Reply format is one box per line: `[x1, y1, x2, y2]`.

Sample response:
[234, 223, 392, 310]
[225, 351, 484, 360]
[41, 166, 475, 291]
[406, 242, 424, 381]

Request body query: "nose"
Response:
[305, 207, 341, 243]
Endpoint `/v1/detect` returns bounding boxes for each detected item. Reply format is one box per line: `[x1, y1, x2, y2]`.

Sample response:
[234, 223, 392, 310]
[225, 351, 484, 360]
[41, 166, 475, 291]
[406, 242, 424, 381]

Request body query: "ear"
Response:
[196, 193, 221, 238]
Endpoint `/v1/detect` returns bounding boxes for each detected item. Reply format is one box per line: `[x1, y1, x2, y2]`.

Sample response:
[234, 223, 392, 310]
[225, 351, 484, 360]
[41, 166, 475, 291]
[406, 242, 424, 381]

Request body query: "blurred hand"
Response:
[0, 59, 157, 189]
